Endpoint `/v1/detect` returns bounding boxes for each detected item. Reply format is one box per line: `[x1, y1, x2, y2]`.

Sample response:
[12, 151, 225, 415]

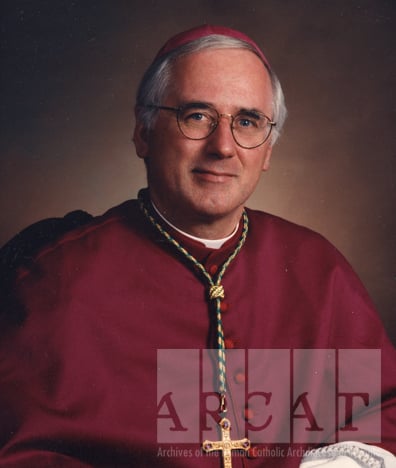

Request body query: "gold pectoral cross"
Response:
[202, 418, 251, 468]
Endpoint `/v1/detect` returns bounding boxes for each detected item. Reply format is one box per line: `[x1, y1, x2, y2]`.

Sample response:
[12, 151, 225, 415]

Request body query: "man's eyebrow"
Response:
[180, 101, 213, 109]
[179, 102, 268, 117]
[239, 108, 266, 117]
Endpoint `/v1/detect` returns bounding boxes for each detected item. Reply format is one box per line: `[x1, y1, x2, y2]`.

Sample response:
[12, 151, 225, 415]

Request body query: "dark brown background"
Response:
[1, 1, 395, 341]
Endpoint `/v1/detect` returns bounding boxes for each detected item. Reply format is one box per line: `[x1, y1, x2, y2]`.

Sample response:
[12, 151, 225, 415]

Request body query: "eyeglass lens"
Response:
[177, 105, 273, 148]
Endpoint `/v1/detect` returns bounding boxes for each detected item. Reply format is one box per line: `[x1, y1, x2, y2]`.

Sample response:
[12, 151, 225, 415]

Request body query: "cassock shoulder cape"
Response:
[0, 198, 395, 467]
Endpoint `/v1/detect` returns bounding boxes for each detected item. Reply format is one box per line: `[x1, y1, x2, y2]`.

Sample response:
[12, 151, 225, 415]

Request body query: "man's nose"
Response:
[205, 115, 237, 158]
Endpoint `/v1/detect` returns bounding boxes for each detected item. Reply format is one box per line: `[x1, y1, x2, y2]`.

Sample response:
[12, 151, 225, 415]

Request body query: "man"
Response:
[0, 25, 395, 468]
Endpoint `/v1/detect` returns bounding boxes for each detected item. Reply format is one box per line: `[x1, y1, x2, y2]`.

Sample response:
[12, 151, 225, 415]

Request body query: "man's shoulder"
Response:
[246, 207, 329, 243]
[245, 207, 344, 263]
[0, 199, 139, 275]
[0, 200, 142, 326]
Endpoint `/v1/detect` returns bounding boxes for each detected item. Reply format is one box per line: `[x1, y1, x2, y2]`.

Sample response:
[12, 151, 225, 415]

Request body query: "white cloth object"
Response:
[151, 201, 239, 249]
[300, 442, 396, 468]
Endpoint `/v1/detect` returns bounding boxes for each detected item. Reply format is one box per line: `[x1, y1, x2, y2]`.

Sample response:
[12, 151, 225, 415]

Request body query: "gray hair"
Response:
[136, 35, 287, 145]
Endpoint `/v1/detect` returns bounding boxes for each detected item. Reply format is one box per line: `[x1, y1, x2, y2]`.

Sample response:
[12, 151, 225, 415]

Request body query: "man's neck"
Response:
[148, 193, 242, 241]
[151, 201, 239, 249]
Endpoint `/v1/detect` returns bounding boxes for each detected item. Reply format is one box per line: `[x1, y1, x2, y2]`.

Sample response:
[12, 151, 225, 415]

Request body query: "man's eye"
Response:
[187, 112, 205, 121]
[183, 110, 211, 124]
[237, 116, 259, 129]
[239, 118, 254, 127]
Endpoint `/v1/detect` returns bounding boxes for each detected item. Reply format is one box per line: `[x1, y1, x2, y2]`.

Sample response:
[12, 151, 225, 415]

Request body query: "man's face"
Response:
[134, 48, 274, 236]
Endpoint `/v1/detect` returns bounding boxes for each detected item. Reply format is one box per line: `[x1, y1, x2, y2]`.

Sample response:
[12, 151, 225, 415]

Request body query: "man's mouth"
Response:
[192, 168, 236, 182]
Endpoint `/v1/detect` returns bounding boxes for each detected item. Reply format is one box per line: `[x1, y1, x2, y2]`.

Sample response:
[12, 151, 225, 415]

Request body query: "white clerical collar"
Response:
[151, 202, 239, 249]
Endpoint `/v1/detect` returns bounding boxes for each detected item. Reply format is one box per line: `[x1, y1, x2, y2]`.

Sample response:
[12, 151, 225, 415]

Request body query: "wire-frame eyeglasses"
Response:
[146, 103, 276, 149]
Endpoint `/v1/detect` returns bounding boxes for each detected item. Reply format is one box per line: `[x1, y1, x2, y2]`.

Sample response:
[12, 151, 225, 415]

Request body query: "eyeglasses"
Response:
[146, 103, 276, 149]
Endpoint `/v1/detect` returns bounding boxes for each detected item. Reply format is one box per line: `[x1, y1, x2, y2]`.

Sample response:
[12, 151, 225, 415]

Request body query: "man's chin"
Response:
[188, 199, 244, 225]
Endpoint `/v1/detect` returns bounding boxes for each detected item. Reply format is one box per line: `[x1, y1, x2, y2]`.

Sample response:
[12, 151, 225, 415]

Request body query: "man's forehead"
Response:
[154, 24, 270, 70]
[165, 49, 273, 113]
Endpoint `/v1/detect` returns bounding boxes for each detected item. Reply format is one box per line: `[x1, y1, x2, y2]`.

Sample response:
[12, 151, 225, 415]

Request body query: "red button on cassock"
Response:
[224, 339, 235, 349]
[247, 446, 259, 459]
[234, 372, 246, 384]
[244, 407, 254, 420]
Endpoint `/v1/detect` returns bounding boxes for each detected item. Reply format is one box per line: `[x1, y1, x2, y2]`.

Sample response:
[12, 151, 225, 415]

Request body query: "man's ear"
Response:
[262, 145, 273, 171]
[133, 112, 150, 159]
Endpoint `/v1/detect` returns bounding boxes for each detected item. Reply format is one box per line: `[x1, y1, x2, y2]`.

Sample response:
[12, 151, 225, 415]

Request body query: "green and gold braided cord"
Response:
[138, 194, 249, 408]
